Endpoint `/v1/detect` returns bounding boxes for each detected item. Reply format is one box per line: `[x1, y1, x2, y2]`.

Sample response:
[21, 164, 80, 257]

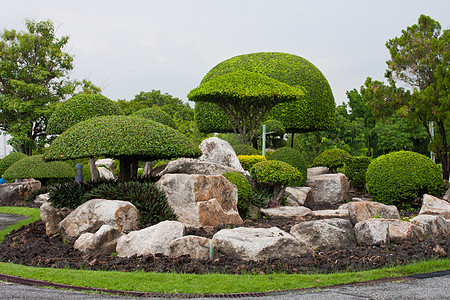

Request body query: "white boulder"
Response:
[347, 201, 399, 225]
[354, 220, 390, 246]
[284, 187, 312, 206]
[169, 236, 217, 260]
[199, 137, 244, 172]
[40, 202, 71, 236]
[260, 206, 313, 219]
[74, 225, 122, 254]
[419, 194, 450, 219]
[305, 173, 349, 207]
[410, 215, 449, 237]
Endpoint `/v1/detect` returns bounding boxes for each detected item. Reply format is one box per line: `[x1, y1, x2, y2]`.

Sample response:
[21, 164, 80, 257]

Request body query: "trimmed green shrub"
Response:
[222, 172, 253, 218]
[238, 155, 267, 171]
[216, 133, 242, 146]
[82, 181, 177, 227]
[366, 151, 442, 209]
[132, 106, 177, 129]
[47, 94, 120, 135]
[233, 144, 261, 156]
[0, 152, 27, 175]
[268, 147, 307, 186]
[195, 52, 335, 134]
[264, 149, 275, 159]
[3, 155, 74, 185]
[344, 156, 372, 191]
[313, 148, 352, 172]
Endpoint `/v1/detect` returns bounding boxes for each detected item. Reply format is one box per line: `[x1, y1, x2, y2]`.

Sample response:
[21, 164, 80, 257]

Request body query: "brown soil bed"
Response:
[0, 217, 448, 275]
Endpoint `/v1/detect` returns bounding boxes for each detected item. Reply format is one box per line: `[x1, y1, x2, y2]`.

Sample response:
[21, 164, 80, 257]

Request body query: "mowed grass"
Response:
[0, 206, 449, 294]
[0, 206, 40, 242]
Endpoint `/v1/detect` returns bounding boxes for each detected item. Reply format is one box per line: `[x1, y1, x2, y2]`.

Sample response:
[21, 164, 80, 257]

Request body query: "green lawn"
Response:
[0, 206, 449, 295]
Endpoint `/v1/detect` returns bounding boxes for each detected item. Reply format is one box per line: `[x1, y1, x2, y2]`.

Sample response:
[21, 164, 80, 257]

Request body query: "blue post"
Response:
[75, 163, 84, 183]
[262, 124, 266, 157]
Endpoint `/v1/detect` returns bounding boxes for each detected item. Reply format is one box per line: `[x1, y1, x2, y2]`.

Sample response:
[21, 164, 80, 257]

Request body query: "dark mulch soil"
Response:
[0, 217, 448, 275]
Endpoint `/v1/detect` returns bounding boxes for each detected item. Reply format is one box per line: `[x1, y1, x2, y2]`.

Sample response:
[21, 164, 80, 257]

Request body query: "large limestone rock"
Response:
[95, 158, 115, 170]
[347, 201, 399, 225]
[199, 137, 244, 172]
[213, 227, 312, 261]
[74, 225, 122, 255]
[382, 219, 425, 243]
[0, 180, 41, 206]
[169, 236, 217, 260]
[419, 194, 450, 219]
[58, 199, 139, 244]
[156, 158, 248, 178]
[307, 167, 329, 178]
[34, 192, 50, 204]
[156, 174, 243, 227]
[97, 167, 114, 180]
[40, 202, 71, 236]
[312, 204, 349, 219]
[116, 221, 186, 257]
[410, 215, 449, 237]
[443, 187, 450, 202]
[354, 220, 390, 246]
[290, 218, 356, 250]
[284, 187, 312, 206]
[260, 206, 313, 219]
[305, 173, 349, 207]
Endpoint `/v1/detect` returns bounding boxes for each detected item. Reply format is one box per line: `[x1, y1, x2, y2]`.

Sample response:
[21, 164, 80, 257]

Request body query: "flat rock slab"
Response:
[0, 213, 28, 231]
[260, 206, 313, 218]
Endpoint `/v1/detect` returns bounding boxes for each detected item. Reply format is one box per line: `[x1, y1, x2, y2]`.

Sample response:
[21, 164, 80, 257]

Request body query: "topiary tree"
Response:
[232, 144, 261, 156]
[0, 152, 27, 176]
[222, 171, 253, 218]
[313, 148, 352, 173]
[43, 115, 202, 181]
[132, 106, 177, 129]
[268, 147, 307, 186]
[3, 155, 74, 185]
[194, 52, 336, 145]
[250, 160, 303, 205]
[188, 70, 304, 145]
[366, 151, 442, 209]
[47, 93, 120, 182]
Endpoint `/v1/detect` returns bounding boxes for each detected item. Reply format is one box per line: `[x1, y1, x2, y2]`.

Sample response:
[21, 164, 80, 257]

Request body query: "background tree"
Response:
[0, 19, 75, 155]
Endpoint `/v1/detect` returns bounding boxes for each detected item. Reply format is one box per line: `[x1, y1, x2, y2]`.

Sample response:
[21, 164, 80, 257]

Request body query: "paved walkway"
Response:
[0, 213, 28, 231]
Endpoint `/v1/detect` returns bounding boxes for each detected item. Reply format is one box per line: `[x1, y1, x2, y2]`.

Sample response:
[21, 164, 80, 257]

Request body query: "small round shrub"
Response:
[264, 149, 275, 159]
[3, 155, 75, 186]
[222, 172, 253, 218]
[344, 156, 372, 191]
[268, 147, 307, 186]
[250, 160, 303, 186]
[366, 151, 442, 209]
[133, 107, 177, 129]
[313, 148, 351, 172]
[0, 152, 27, 175]
[233, 144, 261, 156]
[237, 155, 267, 171]
[82, 180, 177, 227]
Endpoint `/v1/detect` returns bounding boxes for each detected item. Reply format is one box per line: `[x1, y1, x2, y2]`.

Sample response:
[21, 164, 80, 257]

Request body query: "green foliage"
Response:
[256, 119, 286, 149]
[3, 155, 74, 185]
[237, 155, 266, 171]
[250, 160, 302, 186]
[44, 116, 202, 161]
[0, 152, 27, 175]
[195, 52, 335, 136]
[0, 19, 76, 155]
[344, 156, 372, 191]
[82, 181, 177, 227]
[216, 133, 242, 146]
[222, 172, 253, 218]
[268, 147, 307, 186]
[232, 144, 261, 156]
[366, 151, 442, 209]
[49, 181, 99, 209]
[313, 148, 352, 172]
[47, 94, 120, 134]
[132, 106, 177, 129]
[24, 186, 52, 202]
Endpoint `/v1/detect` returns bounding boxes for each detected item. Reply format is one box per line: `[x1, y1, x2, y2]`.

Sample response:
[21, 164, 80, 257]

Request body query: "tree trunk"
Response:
[437, 121, 449, 180]
[290, 133, 294, 148]
[89, 157, 99, 182]
[119, 156, 131, 182]
[142, 161, 152, 177]
[131, 158, 139, 179]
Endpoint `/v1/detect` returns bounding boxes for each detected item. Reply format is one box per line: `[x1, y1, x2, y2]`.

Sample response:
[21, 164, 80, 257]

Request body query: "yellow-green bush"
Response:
[238, 155, 266, 171]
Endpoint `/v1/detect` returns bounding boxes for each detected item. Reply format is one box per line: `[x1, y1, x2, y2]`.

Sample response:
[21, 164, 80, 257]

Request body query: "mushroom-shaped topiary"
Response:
[132, 106, 177, 129]
[250, 160, 303, 205]
[313, 148, 352, 173]
[0, 152, 27, 176]
[3, 155, 74, 185]
[189, 69, 304, 145]
[194, 52, 336, 143]
[268, 147, 307, 186]
[43, 115, 202, 181]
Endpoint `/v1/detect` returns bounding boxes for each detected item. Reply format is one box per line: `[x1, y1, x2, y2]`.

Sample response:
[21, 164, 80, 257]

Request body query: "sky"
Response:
[1, 0, 449, 106]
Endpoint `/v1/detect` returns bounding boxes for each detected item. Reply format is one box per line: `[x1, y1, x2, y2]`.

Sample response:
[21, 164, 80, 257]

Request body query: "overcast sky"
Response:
[1, 0, 449, 106]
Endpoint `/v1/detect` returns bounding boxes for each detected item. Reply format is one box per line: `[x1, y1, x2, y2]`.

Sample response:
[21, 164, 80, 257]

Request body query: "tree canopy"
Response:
[132, 106, 177, 129]
[44, 115, 202, 181]
[0, 19, 76, 155]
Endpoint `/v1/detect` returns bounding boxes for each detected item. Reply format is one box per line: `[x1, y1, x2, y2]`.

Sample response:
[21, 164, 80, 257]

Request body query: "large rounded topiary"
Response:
[268, 147, 307, 186]
[3, 155, 74, 185]
[195, 52, 335, 135]
[366, 151, 442, 209]
[132, 106, 177, 129]
[313, 148, 352, 173]
[47, 94, 120, 135]
[222, 171, 253, 218]
[0, 152, 27, 175]
[44, 115, 201, 181]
